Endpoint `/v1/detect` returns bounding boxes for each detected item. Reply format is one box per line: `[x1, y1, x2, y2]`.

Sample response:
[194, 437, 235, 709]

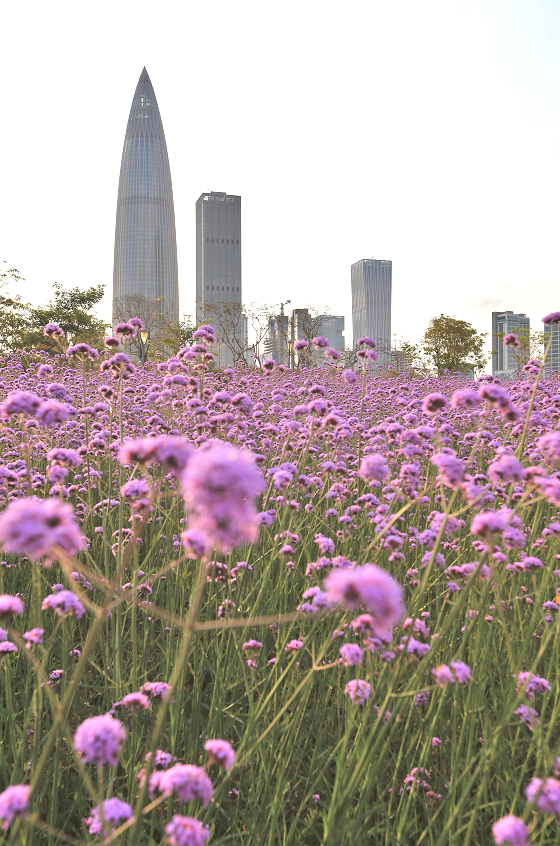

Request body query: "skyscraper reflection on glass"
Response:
[112, 68, 179, 326]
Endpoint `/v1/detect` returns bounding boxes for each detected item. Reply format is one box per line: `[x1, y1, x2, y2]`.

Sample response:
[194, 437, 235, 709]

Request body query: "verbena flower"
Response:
[42, 590, 85, 619]
[86, 797, 133, 837]
[324, 564, 404, 640]
[492, 815, 529, 845]
[158, 764, 214, 806]
[358, 454, 389, 483]
[0, 498, 84, 560]
[74, 715, 127, 767]
[0, 784, 30, 829]
[181, 440, 264, 553]
[165, 815, 210, 846]
[0, 595, 24, 621]
[204, 739, 235, 771]
[526, 776, 560, 818]
[344, 679, 371, 704]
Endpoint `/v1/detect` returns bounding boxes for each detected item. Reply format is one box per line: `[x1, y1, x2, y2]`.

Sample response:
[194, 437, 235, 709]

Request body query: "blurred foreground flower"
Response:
[0, 498, 85, 561]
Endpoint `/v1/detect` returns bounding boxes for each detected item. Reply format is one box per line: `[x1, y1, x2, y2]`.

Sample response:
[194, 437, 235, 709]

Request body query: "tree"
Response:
[22, 282, 108, 352]
[152, 316, 195, 357]
[375, 337, 419, 376]
[419, 315, 488, 377]
[200, 302, 275, 366]
[112, 294, 189, 359]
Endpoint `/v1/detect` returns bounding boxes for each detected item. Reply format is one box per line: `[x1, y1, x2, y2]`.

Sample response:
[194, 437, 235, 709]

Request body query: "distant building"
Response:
[351, 259, 392, 365]
[265, 308, 345, 365]
[544, 323, 560, 376]
[196, 191, 243, 366]
[491, 311, 530, 375]
[113, 68, 179, 326]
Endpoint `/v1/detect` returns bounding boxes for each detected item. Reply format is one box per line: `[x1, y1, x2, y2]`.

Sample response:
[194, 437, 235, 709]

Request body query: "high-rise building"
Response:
[112, 68, 179, 327]
[544, 324, 560, 376]
[351, 259, 392, 364]
[265, 308, 345, 365]
[196, 192, 242, 321]
[196, 191, 243, 366]
[491, 311, 530, 375]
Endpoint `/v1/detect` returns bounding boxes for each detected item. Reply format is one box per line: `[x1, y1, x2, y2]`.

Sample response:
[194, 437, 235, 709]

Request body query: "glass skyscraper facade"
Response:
[351, 259, 392, 364]
[113, 68, 179, 325]
[195, 191, 242, 322]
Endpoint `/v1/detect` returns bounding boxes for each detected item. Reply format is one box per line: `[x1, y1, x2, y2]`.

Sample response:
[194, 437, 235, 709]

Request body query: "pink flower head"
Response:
[431, 664, 455, 688]
[503, 333, 521, 348]
[342, 369, 359, 385]
[42, 590, 85, 619]
[86, 798, 133, 837]
[538, 432, 560, 462]
[492, 815, 529, 846]
[0, 594, 24, 621]
[526, 777, 560, 818]
[0, 498, 85, 561]
[431, 451, 466, 488]
[450, 389, 482, 409]
[0, 785, 30, 829]
[488, 455, 525, 484]
[166, 815, 210, 846]
[359, 454, 389, 483]
[43, 322, 64, 337]
[450, 661, 471, 683]
[324, 564, 404, 640]
[36, 400, 73, 427]
[181, 529, 209, 559]
[192, 324, 217, 344]
[158, 764, 214, 806]
[122, 692, 150, 712]
[0, 390, 44, 417]
[422, 393, 448, 414]
[542, 312, 560, 325]
[312, 336, 329, 348]
[181, 441, 265, 554]
[357, 337, 376, 348]
[293, 339, 309, 351]
[205, 739, 235, 771]
[141, 681, 172, 700]
[115, 322, 137, 338]
[23, 628, 44, 645]
[74, 715, 127, 767]
[339, 643, 364, 666]
[344, 679, 371, 704]
[517, 671, 550, 701]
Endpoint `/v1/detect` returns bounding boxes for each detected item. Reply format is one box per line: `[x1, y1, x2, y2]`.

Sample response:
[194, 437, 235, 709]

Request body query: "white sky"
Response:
[1, 0, 559, 350]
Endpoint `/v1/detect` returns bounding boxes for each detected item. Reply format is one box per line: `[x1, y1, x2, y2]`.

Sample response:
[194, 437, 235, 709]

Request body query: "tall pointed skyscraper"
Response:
[112, 68, 179, 326]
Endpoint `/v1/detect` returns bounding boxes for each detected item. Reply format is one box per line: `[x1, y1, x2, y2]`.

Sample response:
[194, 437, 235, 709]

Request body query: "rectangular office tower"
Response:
[544, 324, 560, 376]
[491, 311, 530, 375]
[351, 259, 392, 364]
[196, 191, 243, 366]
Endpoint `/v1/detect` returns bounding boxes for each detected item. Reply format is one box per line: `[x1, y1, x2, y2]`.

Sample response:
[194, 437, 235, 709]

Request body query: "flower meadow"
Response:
[1, 320, 560, 844]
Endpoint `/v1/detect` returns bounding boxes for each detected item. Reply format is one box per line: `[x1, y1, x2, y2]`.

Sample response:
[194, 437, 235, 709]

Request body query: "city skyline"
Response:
[112, 68, 179, 326]
[1, 2, 559, 351]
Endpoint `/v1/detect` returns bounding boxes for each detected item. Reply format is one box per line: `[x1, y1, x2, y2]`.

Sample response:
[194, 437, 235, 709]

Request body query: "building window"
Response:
[211, 238, 214, 243]
[236, 240, 239, 244]
[206, 285, 209, 290]
[222, 287, 224, 291]
[212, 286, 214, 290]
[206, 237, 209, 242]
[236, 287, 239, 292]
[222, 239, 224, 243]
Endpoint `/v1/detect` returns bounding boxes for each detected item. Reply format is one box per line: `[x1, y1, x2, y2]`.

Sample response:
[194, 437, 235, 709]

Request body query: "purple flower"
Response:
[158, 764, 214, 806]
[285, 639, 304, 652]
[542, 312, 560, 325]
[293, 340, 309, 351]
[0, 642, 17, 653]
[431, 451, 466, 488]
[357, 337, 376, 348]
[120, 479, 151, 500]
[0, 595, 24, 621]
[86, 798, 133, 837]
[43, 322, 64, 337]
[180, 529, 209, 559]
[141, 681, 172, 700]
[23, 628, 44, 645]
[344, 679, 371, 704]
[74, 715, 127, 767]
[517, 672, 550, 701]
[0, 498, 85, 561]
[503, 333, 521, 348]
[312, 336, 329, 348]
[450, 389, 482, 408]
[205, 739, 235, 771]
[450, 661, 471, 683]
[342, 369, 359, 385]
[181, 441, 265, 554]
[47, 448, 82, 467]
[0, 390, 43, 417]
[314, 533, 335, 555]
[122, 692, 150, 712]
[358, 454, 389, 483]
[0, 785, 30, 829]
[193, 324, 217, 344]
[165, 815, 210, 846]
[115, 322, 137, 338]
[422, 393, 448, 414]
[488, 455, 525, 484]
[492, 815, 529, 846]
[431, 664, 455, 688]
[339, 643, 364, 666]
[262, 358, 276, 372]
[537, 432, 560, 462]
[120, 436, 194, 473]
[324, 564, 404, 640]
[526, 776, 560, 817]
[42, 590, 85, 619]
[515, 704, 540, 730]
[36, 400, 73, 427]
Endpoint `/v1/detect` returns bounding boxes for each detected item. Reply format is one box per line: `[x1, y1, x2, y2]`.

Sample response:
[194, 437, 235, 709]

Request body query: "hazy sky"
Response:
[1, 0, 559, 350]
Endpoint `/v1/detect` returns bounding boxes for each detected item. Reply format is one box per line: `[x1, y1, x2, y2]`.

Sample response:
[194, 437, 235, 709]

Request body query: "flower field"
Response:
[1, 320, 560, 845]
